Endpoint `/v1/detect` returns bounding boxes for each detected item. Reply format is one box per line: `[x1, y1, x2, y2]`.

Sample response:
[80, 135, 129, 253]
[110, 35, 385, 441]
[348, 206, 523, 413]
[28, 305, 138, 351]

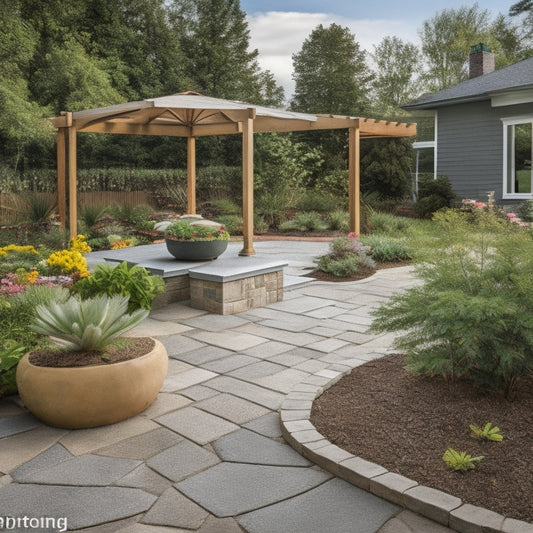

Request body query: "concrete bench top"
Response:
[93, 242, 287, 281]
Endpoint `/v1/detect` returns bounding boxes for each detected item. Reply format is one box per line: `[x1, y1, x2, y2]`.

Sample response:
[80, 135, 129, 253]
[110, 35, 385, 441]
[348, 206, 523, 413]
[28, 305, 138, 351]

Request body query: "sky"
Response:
[240, 0, 518, 99]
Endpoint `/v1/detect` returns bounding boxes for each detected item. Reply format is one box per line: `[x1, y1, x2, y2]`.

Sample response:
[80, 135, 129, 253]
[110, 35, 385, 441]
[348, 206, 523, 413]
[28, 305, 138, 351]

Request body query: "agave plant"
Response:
[31, 294, 148, 352]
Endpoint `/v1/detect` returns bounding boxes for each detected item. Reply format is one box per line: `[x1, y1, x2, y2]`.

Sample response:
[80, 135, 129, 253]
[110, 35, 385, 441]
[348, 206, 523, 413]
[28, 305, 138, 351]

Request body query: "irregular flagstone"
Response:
[59, 417, 160, 456]
[136, 393, 192, 420]
[0, 484, 156, 529]
[11, 444, 73, 482]
[242, 412, 282, 438]
[227, 361, 287, 380]
[205, 376, 285, 410]
[161, 368, 218, 393]
[200, 354, 260, 374]
[0, 413, 41, 439]
[14, 454, 141, 486]
[147, 439, 220, 482]
[141, 487, 209, 529]
[173, 346, 234, 365]
[251, 368, 311, 394]
[95, 427, 182, 460]
[0, 425, 69, 473]
[114, 464, 174, 495]
[195, 393, 270, 424]
[175, 463, 331, 517]
[237, 478, 398, 533]
[185, 330, 267, 351]
[160, 335, 207, 358]
[156, 407, 239, 445]
[212, 429, 311, 466]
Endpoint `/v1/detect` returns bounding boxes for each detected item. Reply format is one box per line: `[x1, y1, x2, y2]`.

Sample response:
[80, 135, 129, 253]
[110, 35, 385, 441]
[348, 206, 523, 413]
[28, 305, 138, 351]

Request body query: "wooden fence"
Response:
[0, 191, 158, 225]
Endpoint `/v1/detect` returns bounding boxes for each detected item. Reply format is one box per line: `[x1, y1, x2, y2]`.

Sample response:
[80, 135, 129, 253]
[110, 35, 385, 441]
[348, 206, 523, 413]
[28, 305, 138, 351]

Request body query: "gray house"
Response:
[404, 45, 533, 205]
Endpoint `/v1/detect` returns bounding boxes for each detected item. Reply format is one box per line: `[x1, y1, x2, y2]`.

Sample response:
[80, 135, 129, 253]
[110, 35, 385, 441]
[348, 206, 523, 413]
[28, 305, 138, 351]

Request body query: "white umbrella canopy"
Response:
[51, 91, 416, 253]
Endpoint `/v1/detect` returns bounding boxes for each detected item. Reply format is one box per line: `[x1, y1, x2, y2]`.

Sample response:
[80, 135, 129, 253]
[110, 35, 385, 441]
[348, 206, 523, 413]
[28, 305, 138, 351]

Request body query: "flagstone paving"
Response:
[0, 242, 463, 532]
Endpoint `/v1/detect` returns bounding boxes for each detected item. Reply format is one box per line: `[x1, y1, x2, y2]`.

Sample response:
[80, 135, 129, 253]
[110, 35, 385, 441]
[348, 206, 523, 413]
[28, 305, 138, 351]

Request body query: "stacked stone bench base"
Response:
[101, 243, 287, 315]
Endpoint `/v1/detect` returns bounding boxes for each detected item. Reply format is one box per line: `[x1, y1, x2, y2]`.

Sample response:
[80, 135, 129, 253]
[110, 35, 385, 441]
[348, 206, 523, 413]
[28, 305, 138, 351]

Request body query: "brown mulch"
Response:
[311, 353, 533, 523]
[28, 337, 155, 368]
[306, 260, 411, 282]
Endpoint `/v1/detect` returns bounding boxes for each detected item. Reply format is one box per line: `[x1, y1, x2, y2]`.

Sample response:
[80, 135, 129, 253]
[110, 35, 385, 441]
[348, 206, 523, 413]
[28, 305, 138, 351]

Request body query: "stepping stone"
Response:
[115, 464, 173, 495]
[213, 429, 310, 466]
[242, 412, 282, 438]
[0, 484, 156, 530]
[11, 444, 72, 482]
[142, 487, 209, 529]
[147, 439, 220, 482]
[156, 407, 239, 445]
[195, 394, 270, 424]
[13, 454, 141, 485]
[175, 463, 331, 517]
[0, 413, 41, 438]
[237, 478, 399, 533]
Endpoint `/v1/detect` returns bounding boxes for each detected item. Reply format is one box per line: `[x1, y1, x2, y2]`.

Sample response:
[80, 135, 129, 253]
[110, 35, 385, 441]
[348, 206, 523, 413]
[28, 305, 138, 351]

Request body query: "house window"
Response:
[503, 117, 533, 198]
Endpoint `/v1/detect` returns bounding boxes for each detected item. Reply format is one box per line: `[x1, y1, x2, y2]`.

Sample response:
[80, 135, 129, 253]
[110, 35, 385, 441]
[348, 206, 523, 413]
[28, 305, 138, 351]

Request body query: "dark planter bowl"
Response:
[165, 238, 229, 261]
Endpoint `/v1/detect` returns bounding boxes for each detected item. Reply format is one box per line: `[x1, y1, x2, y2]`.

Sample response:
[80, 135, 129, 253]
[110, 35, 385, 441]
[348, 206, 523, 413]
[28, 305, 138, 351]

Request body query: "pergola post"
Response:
[187, 136, 196, 214]
[57, 128, 67, 231]
[67, 122, 78, 240]
[239, 109, 256, 256]
[348, 126, 361, 235]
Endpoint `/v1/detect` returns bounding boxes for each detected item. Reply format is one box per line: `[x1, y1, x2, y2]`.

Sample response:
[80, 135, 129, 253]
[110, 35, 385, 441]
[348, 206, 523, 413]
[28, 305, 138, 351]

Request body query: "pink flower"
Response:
[506, 213, 516, 219]
[348, 232, 359, 239]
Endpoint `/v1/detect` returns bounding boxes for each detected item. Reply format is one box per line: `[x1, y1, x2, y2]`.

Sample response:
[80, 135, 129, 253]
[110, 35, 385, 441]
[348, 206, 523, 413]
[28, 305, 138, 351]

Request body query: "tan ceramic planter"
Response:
[16, 338, 168, 429]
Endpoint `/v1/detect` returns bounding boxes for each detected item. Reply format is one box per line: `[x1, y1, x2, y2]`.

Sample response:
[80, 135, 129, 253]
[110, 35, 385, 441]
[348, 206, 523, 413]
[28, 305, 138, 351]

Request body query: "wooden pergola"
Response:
[50, 92, 416, 255]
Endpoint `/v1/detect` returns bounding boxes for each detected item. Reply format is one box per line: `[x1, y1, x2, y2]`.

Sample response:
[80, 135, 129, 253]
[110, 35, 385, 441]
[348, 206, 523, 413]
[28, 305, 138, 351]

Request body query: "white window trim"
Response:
[502, 115, 533, 199]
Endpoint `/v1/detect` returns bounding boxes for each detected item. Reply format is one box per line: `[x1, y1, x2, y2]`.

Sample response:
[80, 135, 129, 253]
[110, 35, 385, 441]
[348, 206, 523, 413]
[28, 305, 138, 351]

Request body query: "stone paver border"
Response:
[280, 365, 533, 533]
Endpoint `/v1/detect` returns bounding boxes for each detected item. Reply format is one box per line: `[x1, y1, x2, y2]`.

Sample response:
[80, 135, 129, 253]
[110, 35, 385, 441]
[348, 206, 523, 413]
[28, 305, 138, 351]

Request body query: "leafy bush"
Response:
[206, 199, 241, 216]
[361, 235, 412, 263]
[327, 210, 350, 232]
[31, 294, 149, 352]
[0, 341, 26, 398]
[279, 212, 327, 232]
[371, 208, 533, 398]
[316, 236, 375, 277]
[367, 212, 412, 234]
[297, 190, 343, 213]
[516, 200, 533, 222]
[165, 220, 230, 241]
[71, 262, 164, 312]
[415, 175, 456, 219]
[216, 215, 243, 235]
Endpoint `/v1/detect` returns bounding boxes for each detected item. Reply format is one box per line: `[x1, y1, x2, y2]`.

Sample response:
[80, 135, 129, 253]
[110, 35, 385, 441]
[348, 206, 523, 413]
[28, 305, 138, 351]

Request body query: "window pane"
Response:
[514, 123, 532, 193]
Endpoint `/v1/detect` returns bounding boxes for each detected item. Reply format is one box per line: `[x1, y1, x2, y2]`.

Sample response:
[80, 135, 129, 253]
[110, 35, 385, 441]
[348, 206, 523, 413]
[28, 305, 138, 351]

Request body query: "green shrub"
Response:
[371, 208, 533, 398]
[415, 175, 456, 219]
[0, 341, 26, 398]
[31, 294, 149, 352]
[297, 190, 343, 213]
[516, 200, 533, 222]
[327, 210, 350, 232]
[367, 212, 412, 234]
[316, 236, 375, 277]
[361, 236, 412, 263]
[216, 215, 243, 235]
[71, 262, 164, 312]
[207, 199, 241, 216]
[279, 212, 327, 232]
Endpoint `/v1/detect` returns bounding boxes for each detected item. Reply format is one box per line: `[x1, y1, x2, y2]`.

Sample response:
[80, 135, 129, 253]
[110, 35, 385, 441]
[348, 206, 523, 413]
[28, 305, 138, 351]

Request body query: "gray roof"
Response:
[403, 56, 533, 110]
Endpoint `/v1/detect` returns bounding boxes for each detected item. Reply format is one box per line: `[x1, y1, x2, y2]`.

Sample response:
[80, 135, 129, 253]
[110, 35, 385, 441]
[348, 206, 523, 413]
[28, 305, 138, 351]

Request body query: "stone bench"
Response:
[90, 242, 287, 315]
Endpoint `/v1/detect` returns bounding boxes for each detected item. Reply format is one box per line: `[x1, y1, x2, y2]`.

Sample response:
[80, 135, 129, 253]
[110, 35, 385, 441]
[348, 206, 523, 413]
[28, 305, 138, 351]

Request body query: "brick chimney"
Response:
[469, 43, 495, 78]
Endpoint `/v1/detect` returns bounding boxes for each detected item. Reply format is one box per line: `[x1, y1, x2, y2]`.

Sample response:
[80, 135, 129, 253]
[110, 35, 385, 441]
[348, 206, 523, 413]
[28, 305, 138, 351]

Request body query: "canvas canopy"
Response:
[50, 91, 416, 255]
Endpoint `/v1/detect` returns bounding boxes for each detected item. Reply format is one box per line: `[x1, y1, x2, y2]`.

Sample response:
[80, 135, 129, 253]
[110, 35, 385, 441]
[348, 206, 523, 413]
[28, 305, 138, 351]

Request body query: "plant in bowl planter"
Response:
[164, 220, 230, 261]
[16, 294, 168, 429]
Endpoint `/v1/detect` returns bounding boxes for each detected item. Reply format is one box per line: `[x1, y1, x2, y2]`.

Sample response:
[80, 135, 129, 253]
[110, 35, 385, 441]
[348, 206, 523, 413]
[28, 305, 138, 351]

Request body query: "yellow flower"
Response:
[46, 249, 89, 278]
[111, 239, 132, 250]
[26, 269, 39, 284]
[0, 244, 38, 255]
[69, 234, 92, 255]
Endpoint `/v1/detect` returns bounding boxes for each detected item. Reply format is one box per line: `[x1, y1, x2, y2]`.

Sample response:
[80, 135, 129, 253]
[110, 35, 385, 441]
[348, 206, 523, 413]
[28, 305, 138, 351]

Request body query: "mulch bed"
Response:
[311, 353, 533, 523]
[306, 260, 411, 282]
[28, 337, 155, 367]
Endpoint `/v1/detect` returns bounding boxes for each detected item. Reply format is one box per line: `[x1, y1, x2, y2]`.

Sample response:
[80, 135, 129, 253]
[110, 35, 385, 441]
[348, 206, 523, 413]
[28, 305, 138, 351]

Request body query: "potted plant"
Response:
[16, 294, 168, 429]
[164, 220, 230, 261]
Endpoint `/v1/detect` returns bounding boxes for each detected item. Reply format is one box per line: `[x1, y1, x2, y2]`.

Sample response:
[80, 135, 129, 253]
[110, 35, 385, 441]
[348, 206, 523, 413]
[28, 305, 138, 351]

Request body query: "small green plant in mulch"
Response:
[470, 422, 504, 442]
[442, 448, 484, 472]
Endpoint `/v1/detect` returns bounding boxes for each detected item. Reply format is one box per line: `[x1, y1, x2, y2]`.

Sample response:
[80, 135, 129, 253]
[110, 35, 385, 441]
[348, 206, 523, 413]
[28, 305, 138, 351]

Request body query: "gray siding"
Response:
[436, 101, 533, 203]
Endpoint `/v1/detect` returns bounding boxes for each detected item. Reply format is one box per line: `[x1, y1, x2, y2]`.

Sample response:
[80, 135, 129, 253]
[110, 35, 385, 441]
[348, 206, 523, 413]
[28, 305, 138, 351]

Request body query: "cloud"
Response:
[246, 11, 420, 101]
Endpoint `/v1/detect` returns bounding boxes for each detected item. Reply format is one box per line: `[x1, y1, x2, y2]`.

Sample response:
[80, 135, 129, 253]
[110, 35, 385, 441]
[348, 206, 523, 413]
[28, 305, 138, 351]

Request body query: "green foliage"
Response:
[442, 448, 484, 472]
[279, 212, 327, 232]
[79, 205, 108, 231]
[362, 236, 412, 263]
[327, 210, 350, 232]
[367, 212, 412, 234]
[255, 193, 291, 229]
[316, 236, 375, 277]
[416, 175, 457, 219]
[371, 208, 533, 398]
[21, 193, 57, 223]
[207, 199, 241, 217]
[165, 221, 230, 241]
[360, 138, 414, 200]
[0, 340, 26, 398]
[31, 294, 149, 352]
[297, 191, 343, 213]
[470, 422, 504, 442]
[71, 262, 164, 312]
[216, 215, 243, 235]
[517, 200, 533, 222]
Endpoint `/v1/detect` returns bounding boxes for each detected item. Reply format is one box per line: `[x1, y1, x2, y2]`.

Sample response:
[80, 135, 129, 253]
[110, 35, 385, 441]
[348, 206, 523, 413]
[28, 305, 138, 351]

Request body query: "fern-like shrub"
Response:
[371, 208, 533, 398]
[31, 294, 148, 352]
[361, 236, 412, 263]
[71, 262, 164, 312]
